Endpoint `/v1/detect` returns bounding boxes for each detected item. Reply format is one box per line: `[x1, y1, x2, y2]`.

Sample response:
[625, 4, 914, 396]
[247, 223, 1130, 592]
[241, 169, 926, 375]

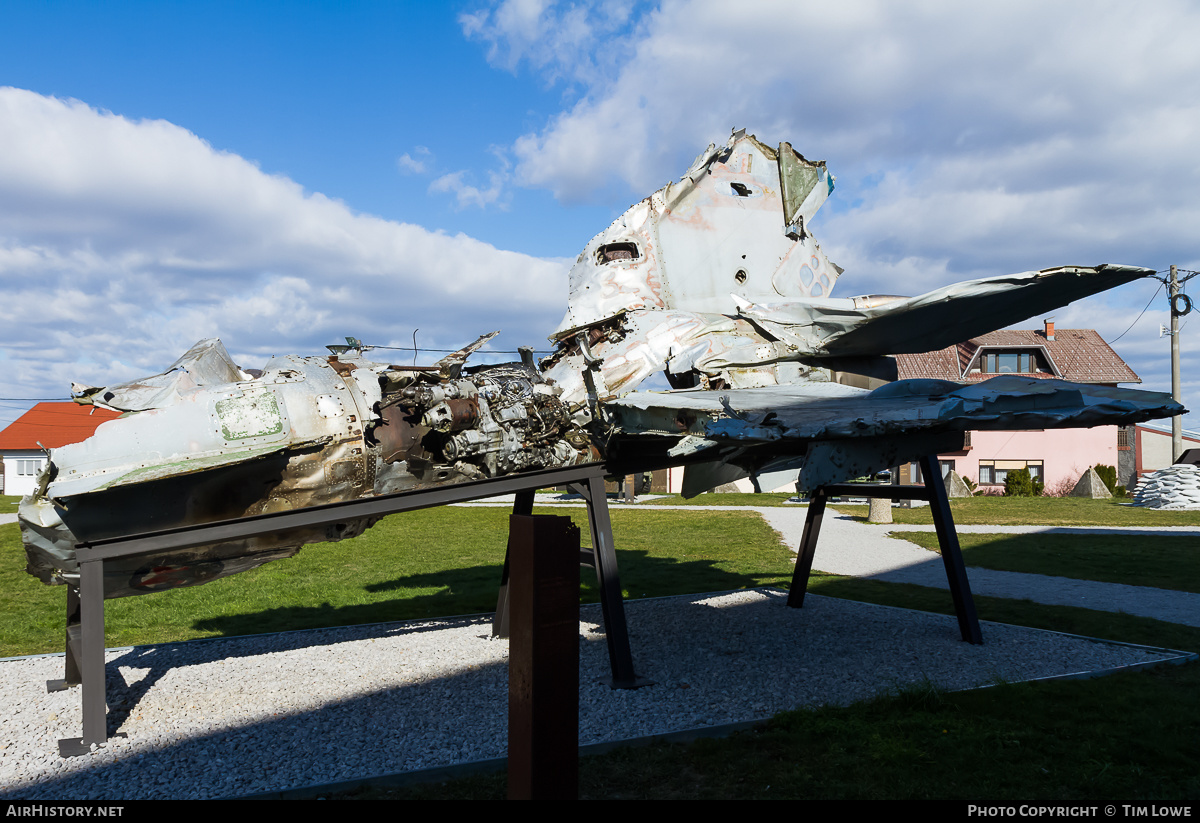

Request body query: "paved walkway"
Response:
[755, 507, 1200, 629]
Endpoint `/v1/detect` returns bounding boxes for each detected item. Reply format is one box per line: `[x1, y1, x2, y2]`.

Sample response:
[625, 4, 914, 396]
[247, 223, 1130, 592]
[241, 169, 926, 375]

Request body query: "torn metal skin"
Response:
[20, 128, 1184, 598]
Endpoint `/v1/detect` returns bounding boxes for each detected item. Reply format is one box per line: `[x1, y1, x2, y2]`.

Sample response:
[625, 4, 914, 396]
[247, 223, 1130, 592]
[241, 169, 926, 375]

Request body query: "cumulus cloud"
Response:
[490, 1, 1200, 280]
[461, 0, 641, 88]
[467, 0, 1200, 420]
[0, 87, 567, 414]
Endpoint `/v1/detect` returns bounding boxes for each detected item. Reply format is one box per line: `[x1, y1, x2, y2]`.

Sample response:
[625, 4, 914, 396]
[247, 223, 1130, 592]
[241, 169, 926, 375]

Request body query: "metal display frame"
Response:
[50, 463, 641, 757]
[788, 454, 984, 645]
[47, 452, 979, 758]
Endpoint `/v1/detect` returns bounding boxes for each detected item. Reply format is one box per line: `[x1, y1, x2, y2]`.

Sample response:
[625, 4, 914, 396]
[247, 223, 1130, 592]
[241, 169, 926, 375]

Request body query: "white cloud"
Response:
[397, 146, 433, 174]
[465, 0, 1200, 425]
[0, 87, 567, 419]
[429, 169, 509, 210]
[490, 0, 1200, 279]
[461, 0, 640, 87]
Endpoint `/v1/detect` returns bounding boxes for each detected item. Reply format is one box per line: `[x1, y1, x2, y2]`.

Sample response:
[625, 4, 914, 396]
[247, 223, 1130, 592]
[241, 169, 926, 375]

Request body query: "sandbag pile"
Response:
[1131, 465, 1200, 509]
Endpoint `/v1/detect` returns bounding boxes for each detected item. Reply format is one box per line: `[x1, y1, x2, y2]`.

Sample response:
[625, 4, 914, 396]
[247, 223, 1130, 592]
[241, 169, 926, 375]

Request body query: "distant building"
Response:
[0, 403, 121, 496]
[892, 319, 1140, 493]
[1125, 422, 1200, 489]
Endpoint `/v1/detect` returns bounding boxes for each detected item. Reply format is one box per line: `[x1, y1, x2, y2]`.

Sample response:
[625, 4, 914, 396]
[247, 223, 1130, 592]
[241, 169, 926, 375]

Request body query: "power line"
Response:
[362, 344, 557, 355]
[0, 398, 69, 403]
[1110, 280, 1165, 344]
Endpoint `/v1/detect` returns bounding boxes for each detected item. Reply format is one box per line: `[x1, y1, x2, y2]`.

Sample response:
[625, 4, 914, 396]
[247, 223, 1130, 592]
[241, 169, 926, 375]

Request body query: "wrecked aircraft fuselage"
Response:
[20, 129, 1185, 598]
[22, 336, 597, 597]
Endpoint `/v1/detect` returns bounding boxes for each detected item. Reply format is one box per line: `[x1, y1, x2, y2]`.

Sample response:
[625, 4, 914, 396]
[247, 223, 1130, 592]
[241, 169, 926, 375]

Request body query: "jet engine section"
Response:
[374, 364, 596, 485]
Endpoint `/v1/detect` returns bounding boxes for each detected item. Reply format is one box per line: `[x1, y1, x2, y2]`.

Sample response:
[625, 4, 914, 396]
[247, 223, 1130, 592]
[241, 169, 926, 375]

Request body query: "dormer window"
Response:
[979, 351, 1045, 374]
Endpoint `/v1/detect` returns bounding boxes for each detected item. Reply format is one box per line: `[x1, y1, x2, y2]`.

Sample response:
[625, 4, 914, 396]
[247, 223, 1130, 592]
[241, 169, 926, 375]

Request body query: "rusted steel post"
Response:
[493, 489, 536, 638]
[507, 514, 580, 800]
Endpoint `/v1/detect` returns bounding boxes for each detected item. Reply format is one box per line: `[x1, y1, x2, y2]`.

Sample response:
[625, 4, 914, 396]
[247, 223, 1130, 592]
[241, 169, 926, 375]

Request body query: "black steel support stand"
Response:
[53, 463, 641, 757]
[918, 454, 984, 645]
[492, 475, 647, 689]
[506, 514, 579, 800]
[787, 455, 983, 644]
[567, 474, 648, 689]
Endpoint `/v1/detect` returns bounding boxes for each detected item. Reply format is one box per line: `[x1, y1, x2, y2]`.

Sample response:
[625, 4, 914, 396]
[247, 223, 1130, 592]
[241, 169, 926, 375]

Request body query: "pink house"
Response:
[894, 320, 1140, 494]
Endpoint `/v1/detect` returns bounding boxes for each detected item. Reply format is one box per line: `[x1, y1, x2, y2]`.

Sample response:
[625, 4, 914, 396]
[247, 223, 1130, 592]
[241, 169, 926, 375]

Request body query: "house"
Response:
[0, 403, 121, 497]
[893, 320, 1141, 493]
[1124, 422, 1200, 489]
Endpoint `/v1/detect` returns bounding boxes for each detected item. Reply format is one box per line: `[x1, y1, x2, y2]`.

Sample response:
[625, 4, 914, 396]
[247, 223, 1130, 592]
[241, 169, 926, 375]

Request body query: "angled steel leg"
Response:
[58, 559, 108, 757]
[47, 585, 82, 693]
[919, 455, 983, 644]
[787, 488, 828, 608]
[493, 489, 536, 638]
[569, 476, 647, 689]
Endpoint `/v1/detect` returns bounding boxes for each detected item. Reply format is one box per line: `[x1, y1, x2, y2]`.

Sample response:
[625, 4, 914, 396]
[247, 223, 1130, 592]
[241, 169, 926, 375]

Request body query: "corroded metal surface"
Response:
[19, 129, 1185, 597]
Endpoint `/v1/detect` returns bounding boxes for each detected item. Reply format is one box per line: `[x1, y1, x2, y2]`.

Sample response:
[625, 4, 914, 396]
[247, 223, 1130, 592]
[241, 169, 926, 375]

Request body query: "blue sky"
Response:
[2, 0, 1199, 432]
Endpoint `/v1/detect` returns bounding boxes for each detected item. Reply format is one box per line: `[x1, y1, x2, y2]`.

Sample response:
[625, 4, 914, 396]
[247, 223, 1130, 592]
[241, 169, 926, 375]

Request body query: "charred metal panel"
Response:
[552, 131, 840, 337]
[23, 345, 594, 598]
[19, 129, 1187, 591]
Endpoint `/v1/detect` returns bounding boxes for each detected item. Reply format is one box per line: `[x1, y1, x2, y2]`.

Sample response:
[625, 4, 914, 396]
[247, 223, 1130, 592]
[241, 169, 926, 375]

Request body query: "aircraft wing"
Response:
[736, 264, 1154, 357]
[603, 375, 1183, 493]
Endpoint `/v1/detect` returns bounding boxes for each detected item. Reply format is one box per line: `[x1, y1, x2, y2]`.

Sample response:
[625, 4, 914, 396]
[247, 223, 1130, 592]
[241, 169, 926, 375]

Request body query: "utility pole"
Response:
[1171, 264, 1182, 461]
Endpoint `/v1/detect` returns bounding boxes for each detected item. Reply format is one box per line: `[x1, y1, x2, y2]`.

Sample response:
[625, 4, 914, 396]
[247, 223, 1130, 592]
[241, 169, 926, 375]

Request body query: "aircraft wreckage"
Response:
[20, 129, 1184, 599]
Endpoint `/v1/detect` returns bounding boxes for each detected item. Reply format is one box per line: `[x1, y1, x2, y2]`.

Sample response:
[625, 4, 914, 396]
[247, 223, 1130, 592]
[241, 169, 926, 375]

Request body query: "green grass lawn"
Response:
[642, 492, 799, 507]
[0, 495, 19, 514]
[837, 495, 1200, 527]
[0, 506, 792, 657]
[643, 491, 1200, 527]
[898, 532, 1200, 593]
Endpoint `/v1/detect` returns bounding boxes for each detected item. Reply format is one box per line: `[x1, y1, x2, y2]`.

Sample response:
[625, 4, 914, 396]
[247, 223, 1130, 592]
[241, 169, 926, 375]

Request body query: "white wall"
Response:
[1, 451, 47, 498]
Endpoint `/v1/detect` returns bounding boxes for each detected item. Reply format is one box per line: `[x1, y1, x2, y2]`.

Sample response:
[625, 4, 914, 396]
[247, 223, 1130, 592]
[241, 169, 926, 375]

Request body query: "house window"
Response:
[981, 351, 1040, 374]
[909, 460, 956, 484]
[17, 459, 45, 476]
[978, 460, 1043, 485]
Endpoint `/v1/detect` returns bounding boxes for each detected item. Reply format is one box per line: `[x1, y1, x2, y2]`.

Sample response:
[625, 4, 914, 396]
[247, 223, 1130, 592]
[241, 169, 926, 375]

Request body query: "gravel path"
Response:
[1, 590, 1187, 800]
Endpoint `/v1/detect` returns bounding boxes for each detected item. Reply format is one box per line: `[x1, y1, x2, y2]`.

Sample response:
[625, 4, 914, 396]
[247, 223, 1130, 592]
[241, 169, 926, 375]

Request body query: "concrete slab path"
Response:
[756, 506, 1200, 628]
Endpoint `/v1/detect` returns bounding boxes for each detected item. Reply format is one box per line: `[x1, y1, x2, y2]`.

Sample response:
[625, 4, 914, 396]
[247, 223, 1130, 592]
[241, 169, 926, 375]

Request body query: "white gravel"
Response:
[1, 501, 1196, 800]
[0, 589, 1187, 800]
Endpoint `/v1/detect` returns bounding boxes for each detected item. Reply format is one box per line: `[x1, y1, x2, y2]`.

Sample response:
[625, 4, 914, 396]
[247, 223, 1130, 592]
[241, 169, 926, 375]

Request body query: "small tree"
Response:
[1004, 467, 1042, 497]
[1093, 464, 1123, 497]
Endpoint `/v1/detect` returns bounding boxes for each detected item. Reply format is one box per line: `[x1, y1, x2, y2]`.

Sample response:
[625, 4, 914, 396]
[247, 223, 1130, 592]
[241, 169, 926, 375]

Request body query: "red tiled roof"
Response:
[0, 403, 121, 450]
[895, 329, 1139, 384]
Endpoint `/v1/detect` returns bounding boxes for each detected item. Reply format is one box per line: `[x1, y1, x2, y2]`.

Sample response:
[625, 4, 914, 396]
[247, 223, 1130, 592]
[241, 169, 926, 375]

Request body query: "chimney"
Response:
[1044, 318, 1055, 341]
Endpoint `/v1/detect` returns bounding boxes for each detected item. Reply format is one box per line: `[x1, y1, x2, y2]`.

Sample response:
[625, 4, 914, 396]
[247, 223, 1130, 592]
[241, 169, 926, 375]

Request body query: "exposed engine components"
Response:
[375, 363, 596, 483]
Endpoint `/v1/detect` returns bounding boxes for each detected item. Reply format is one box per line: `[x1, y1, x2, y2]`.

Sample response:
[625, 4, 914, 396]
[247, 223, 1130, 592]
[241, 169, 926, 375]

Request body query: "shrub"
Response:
[1046, 473, 1079, 497]
[1092, 465, 1124, 497]
[1005, 467, 1042, 497]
